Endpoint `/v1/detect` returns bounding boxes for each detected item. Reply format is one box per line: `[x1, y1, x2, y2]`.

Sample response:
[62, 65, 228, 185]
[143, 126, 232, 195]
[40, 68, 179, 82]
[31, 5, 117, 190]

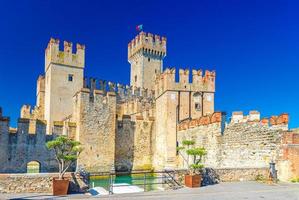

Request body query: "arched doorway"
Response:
[27, 161, 40, 173]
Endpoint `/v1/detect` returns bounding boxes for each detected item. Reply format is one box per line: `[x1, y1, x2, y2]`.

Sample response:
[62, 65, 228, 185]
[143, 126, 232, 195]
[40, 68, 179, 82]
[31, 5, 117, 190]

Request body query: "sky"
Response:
[0, 0, 298, 128]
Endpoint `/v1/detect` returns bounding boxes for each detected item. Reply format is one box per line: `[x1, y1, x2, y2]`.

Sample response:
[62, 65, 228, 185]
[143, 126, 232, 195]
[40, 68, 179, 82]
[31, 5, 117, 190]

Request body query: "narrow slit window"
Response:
[68, 74, 73, 82]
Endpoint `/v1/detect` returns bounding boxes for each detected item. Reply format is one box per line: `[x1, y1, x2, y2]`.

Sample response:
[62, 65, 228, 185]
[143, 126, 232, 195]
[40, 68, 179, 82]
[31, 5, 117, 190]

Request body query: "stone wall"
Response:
[0, 173, 86, 194]
[73, 89, 117, 172]
[214, 168, 268, 182]
[175, 168, 268, 185]
[177, 112, 289, 179]
[0, 116, 58, 173]
[277, 131, 299, 181]
[115, 115, 154, 171]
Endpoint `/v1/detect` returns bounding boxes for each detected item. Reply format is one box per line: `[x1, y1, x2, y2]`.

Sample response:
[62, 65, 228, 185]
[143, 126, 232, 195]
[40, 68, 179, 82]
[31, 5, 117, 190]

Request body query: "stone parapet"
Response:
[177, 112, 223, 131]
[155, 68, 216, 98]
[83, 77, 155, 103]
[0, 173, 87, 194]
[128, 31, 166, 60]
[45, 38, 85, 70]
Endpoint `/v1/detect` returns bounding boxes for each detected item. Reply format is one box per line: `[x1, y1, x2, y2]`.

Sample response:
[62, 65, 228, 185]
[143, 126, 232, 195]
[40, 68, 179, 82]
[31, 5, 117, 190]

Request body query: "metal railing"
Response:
[89, 170, 182, 194]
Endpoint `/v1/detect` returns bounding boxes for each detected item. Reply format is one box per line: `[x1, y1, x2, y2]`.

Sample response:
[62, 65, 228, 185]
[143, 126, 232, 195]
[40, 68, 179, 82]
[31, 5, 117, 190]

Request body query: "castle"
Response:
[0, 31, 298, 181]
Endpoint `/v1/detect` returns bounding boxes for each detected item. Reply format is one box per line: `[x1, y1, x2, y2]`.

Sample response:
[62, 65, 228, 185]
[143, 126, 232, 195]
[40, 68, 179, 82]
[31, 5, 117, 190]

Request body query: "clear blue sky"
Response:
[0, 0, 298, 128]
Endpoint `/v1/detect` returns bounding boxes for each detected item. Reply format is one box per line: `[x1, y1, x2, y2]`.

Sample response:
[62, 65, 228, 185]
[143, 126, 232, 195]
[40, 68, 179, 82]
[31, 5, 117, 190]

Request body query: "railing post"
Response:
[144, 173, 147, 192]
[109, 173, 113, 195]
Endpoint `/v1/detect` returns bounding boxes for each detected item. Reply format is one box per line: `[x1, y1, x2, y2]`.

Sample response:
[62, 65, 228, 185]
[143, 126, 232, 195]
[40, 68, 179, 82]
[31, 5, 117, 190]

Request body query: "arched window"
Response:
[193, 92, 202, 111]
[27, 161, 40, 173]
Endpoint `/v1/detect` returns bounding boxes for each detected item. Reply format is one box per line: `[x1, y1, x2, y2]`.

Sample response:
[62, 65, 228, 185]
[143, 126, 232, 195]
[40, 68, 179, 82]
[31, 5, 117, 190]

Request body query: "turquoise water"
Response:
[90, 174, 161, 192]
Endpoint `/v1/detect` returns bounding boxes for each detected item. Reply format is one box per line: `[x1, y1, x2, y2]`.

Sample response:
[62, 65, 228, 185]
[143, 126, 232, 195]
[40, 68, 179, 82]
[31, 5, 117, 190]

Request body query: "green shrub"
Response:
[290, 177, 299, 183]
[177, 140, 207, 175]
[255, 174, 266, 182]
[46, 136, 83, 179]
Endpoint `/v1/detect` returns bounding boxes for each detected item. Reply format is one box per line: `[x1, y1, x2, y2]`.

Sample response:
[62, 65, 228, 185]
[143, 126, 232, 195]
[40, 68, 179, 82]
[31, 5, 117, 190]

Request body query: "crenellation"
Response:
[192, 69, 203, 84]
[179, 111, 289, 133]
[52, 120, 77, 136]
[249, 110, 260, 121]
[231, 111, 244, 123]
[1, 31, 298, 180]
[179, 69, 190, 84]
[20, 105, 32, 119]
[129, 32, 166, 90]
[177, 112, 224, 131]
[83, 77, 155, 103]
[128, 32, 167, 59]
[155, 68, 216, 98]
[45, 38, 85, 70]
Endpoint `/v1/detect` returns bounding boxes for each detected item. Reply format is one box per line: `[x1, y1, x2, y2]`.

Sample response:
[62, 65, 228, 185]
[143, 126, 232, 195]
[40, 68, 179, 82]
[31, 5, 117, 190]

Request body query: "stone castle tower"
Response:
[44, 38, 85, 134]
[128, 32, 166, 90]
[154, 68, 216, 169]
[1, 30, 297, 182]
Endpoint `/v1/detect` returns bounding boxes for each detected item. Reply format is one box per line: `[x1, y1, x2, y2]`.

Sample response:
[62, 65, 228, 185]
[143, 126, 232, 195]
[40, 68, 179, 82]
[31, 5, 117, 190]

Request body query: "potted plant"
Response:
[46, 136, 83, 195]
[177, 140, 207, 188]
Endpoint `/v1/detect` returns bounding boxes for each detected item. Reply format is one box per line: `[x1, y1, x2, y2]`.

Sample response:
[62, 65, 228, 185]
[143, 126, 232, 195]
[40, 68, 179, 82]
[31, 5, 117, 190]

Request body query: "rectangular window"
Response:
[68, 74, 73, 82]
[195, 103, 201, 111]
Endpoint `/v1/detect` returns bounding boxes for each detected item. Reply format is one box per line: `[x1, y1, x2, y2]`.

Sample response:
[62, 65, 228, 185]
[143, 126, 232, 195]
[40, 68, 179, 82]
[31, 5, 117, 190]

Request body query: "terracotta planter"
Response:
[185, 174, 202, 188]
[53, 178, 69, 196]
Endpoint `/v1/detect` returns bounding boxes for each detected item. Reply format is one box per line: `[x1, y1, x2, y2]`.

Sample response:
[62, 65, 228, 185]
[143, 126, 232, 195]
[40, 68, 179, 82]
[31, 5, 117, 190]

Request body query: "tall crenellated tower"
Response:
[153, 68, 216, 169]
[44, 38, 85, 134]
[128, 32, 166, 90]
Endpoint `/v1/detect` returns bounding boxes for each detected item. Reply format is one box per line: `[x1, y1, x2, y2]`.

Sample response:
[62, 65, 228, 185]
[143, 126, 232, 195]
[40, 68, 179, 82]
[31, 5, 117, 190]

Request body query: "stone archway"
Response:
[27, 161, 41, 173]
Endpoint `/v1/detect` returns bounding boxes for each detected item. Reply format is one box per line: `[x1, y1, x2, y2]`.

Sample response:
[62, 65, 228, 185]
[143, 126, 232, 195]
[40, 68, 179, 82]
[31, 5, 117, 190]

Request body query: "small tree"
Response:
[46, 136, 83, 180]
[178, 140, 207, 175]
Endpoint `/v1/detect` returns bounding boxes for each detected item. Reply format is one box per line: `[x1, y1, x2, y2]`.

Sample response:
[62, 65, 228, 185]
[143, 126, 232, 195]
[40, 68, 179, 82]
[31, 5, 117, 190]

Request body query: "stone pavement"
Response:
[1, 181, 299, 200]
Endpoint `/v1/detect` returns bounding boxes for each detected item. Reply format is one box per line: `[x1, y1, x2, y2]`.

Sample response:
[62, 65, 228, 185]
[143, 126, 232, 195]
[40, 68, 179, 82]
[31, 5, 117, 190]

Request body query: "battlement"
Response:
[74, 88, 117, 106]
[83, 77, 155, 102]
[45, 38, 85, 70]
[155, 68, 216, 97]
[20, 105, 32, 118]
[52, 121, 77, 139]
[0, 107, 9, 122]
[128, 32, 166, 60]
[178, 112, 224, 131]
[122, 97, 155, 117]
[231, 111, 289, 127]
[177, 111, 289, 132]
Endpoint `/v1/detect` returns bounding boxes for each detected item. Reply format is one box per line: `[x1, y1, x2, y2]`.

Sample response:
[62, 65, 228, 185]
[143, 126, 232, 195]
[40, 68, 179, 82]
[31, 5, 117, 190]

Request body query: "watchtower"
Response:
[128, 32, 166, 90]
[44, 38, 85, 134]
[153, 68, 216, 169]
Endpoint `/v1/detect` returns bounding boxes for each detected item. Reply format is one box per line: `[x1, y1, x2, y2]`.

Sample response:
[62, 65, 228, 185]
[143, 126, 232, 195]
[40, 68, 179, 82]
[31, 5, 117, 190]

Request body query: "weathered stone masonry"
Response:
[177, 111, 299, 181]
[73, 88, 117, 172]
[0, 30, 299, 183]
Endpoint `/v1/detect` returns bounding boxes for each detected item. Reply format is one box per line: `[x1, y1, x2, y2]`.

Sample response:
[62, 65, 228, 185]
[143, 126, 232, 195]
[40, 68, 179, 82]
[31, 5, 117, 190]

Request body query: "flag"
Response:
[136, 24, 143, 32]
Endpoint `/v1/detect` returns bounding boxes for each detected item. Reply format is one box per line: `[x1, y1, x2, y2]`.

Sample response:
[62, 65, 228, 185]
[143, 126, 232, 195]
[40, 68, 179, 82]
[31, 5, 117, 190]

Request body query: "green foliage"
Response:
[290, 177, 299, 183]
[176, 146, 185, 151]
[177, 139, 207, 175]
[255, 174, 266, 182]
[186, 147, 207, 157]
[46, 136, 83, 179]
[190, 164, 204, 170]
[182, 140, 195, 146]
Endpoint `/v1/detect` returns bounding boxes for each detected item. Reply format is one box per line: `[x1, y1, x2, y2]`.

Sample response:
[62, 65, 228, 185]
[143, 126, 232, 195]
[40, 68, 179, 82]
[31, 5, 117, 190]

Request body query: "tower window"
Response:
[68, 74, 73, 82]
[193, 92, 202, 111]
[195, 103, 201, 111]
[148, 57, 150, 62]
[135, 75, 137, 82]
